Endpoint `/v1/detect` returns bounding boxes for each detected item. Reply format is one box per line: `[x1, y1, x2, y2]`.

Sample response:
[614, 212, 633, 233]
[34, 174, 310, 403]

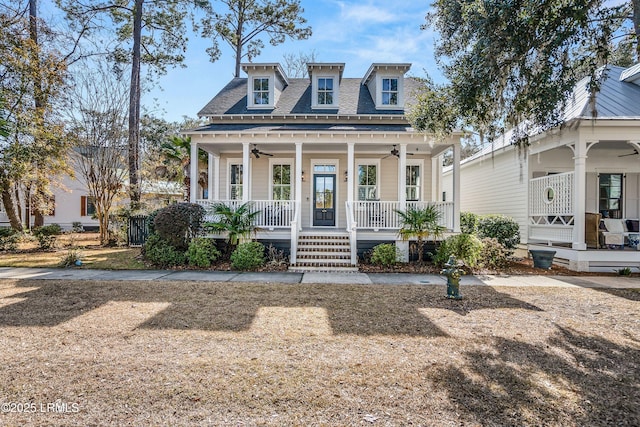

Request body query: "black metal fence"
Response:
[128, 215, 148, 247]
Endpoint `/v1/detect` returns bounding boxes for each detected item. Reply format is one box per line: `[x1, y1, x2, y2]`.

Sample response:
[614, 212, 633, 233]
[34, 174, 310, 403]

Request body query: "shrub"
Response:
[186, 237, 220, 268]
[146, 208, 160, 236]
[71, 222, 84, 233]
[478, 238, 509, 270]
[143, 234, 186, 267]
[370, 243, 399, 267]
[435, 233, 483, 267]
[60, 248, 82, 267]
[153, 203, 206, 249]
[265, 244, 288, 267]
[231, 241, 265, 270]
[0, 228, 20, 251]
[33, 224, 62, 250]
[460, 212, 479, 235]
[477, 214, 520, 253]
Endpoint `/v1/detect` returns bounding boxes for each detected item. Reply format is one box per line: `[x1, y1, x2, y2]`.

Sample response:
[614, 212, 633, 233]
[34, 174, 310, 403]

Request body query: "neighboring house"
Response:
[184, 62, 464, 270]
[441, 63, 640, 272]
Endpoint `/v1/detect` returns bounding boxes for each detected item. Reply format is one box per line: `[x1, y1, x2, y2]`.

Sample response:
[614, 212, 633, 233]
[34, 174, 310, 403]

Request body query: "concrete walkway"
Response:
[0, 267, 638, 289]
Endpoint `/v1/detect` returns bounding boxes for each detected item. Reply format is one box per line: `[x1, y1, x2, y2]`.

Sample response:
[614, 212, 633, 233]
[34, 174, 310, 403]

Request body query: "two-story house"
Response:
[184, 62, 463, 271]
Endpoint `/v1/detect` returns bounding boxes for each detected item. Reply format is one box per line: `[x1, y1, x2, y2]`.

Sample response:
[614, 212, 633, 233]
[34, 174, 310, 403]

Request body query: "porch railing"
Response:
[350, 201, 454, 231]
[345, 201, 358, 265]
[290, 201, 301, 265]
[195, 199, 294, 229]
[528, 172, 575, 243]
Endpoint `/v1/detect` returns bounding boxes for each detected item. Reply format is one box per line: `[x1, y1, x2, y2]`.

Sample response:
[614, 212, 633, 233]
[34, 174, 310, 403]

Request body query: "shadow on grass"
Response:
[432, 326, 640, 426]
[0, 281, 540, 336]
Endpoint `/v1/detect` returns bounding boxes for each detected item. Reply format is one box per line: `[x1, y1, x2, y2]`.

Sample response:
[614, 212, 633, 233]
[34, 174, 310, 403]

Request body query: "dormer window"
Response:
[381, 78, 398, 106]
[362, 63, 411, 110]
[253, 77, 270, 105]
[242, 63, 289, 109]
[317, 78, 334, 105]
[308, 63, 344, 109]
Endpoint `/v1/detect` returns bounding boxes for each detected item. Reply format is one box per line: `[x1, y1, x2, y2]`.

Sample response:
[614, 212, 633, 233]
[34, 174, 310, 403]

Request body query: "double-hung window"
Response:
[317, 78, 334, 105]
[253, 78, 269, 105]
[381, 78, 398, 106]
[406, 165, 421, 201]
[357, 164, 378, 200]
[229, 164, 243, 200]
[272, 164, 291, 200]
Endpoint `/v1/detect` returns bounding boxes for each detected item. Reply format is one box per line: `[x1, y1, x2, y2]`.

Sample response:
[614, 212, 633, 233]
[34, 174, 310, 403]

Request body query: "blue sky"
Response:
[146, 0, 440, 122]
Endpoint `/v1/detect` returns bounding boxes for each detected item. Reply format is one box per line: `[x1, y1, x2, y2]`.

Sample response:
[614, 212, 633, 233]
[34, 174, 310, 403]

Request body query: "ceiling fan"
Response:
[251, 144, 273, 158]
[618, 149, 639, 157]
[382, 145, 414, 159]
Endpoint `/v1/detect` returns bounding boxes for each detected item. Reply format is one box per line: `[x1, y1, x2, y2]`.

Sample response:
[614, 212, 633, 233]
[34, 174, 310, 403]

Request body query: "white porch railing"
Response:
[290, 201, 301, 264]
[350, 201, 454, 231]
[345, 201, 358, 265]
[195, 199, 295, 229]
[528, 172, 575, 243]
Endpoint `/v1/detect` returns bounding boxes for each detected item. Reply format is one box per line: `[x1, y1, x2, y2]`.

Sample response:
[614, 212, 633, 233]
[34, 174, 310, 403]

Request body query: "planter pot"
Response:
[529, 249, 556, 270]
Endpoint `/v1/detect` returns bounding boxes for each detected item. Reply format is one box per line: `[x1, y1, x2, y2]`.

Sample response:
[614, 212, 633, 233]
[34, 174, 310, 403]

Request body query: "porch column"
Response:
[347, 142, 354, 203]
[242, 142, 250, 203]
[190, 141, 198, 202]
[207, 153, 215, 201]
[213, 155, 220, 200]
[432, 156, 441, 202]
[452, 140, 461, 232]
[399, 144, 407, 210]
[572, 139, 591, 250]
[295, 142, 303, 207]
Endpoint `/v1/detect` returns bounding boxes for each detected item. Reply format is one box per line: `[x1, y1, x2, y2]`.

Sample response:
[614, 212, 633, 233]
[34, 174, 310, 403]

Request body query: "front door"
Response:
[313, 174, 336, 226]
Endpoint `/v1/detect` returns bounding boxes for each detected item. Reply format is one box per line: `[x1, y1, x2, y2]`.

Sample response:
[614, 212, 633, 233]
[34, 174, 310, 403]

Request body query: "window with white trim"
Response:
[357, 164, 378, 200]
[253, 77, 270, 105]
[229, 163, 243, 200]
[406, 164, 421, 201]
[271, 163, 291, 200]
[381, 78, 398, 106]
[317, 78, 334, 105]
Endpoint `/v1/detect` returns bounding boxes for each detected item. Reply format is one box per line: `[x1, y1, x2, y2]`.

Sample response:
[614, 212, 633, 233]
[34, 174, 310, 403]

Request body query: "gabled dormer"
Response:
[241, 63, 289, 109]
[307, 63, 344, 109]
[362, 63, 411, 110]
[620, 63, 640, 86]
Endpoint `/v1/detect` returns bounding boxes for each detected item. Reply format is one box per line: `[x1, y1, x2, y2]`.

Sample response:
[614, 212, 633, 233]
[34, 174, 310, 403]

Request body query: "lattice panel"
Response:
[529, 172, 574, 216]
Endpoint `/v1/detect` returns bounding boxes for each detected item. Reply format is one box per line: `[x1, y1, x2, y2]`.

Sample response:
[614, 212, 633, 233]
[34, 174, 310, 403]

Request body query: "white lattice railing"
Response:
[350, 201, 454, 231]
[528, 172, 575, 242]
[195, 199, 294, 229]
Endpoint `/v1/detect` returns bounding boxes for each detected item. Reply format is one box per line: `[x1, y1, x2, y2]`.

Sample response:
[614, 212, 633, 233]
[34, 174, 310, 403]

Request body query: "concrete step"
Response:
[297, 244, 350, 251]
[297, 251, 351, 257]
[293, 258, 353, 265]
[288, 265, 359, 273]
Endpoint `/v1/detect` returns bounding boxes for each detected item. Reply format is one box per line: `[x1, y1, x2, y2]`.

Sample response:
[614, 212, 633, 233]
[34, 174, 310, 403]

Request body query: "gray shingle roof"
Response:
[190, 123, 413, 133]
[197, 77, 421, 117]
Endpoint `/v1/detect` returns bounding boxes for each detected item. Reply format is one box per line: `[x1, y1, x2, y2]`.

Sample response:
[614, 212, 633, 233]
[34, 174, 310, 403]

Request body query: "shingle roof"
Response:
[197, 77, 421, 117]
[189, 123, 413, 133]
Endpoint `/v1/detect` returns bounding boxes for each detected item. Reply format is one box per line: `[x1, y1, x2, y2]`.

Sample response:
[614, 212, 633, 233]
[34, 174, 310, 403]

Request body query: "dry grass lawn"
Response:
[0, 279, 638, 426]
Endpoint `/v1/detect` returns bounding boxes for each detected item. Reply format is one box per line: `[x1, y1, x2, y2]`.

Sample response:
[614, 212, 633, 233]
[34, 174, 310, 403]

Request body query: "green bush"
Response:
[370, 243, 399, 267]
[186, 237, 220, 268]
[478, 238, 509, 270]
[435, 233, 483, 267]
[0, 228, 20, 251]
[71, 222, 84, 233]
[32, 224, 62, 250]
[231, 241, 265, 270]
[477, 214, 520, 253]
[460, 212, 479, 235]
[143, 234, 186, 267]
[153, 203, 206, 249]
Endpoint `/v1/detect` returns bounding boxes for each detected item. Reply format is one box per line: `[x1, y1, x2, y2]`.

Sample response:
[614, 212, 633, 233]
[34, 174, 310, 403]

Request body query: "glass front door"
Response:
[313, 174, 336, 226]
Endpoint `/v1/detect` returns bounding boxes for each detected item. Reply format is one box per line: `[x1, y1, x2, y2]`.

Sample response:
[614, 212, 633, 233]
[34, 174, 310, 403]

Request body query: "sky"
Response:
[144, 0, 441, 122]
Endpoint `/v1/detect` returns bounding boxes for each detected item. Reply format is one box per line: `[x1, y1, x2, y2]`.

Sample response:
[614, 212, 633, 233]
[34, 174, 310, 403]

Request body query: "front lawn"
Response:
[0, 279, 637, 425]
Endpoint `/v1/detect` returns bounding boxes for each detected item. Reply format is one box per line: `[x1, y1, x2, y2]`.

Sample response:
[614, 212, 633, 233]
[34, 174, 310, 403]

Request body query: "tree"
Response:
[413, 1, 640, 144]
[0, 3, 70, 231]
[395, 205, 445, 263]
[201, 0, 312, 77]
[56, 0, 204, 209]
[160, 134, 208, 201]
[282, 49, 317, 77]
[65, 63, 129, 245]
[205, 202, 261, 254]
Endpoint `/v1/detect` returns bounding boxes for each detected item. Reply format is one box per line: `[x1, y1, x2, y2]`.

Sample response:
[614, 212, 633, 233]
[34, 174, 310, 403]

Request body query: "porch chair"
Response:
[585, 212, 601, 249]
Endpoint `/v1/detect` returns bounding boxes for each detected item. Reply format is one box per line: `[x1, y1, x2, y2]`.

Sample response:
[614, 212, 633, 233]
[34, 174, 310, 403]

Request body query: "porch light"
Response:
[344, 170, 348, 181]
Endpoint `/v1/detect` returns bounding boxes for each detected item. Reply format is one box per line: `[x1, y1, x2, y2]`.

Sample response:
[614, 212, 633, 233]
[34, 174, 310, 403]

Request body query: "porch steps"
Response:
[289, 232, 358, 273]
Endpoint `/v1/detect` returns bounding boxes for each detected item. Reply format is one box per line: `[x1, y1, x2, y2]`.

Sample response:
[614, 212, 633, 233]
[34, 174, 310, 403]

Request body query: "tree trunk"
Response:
[1, 182, 23, 231]
[128, 0, 143, 209]
[234, 6, 244, 77]
[633, 0, 640, 62]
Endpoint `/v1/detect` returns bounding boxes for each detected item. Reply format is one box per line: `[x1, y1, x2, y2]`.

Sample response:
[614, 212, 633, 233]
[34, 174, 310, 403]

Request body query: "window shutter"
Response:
[81, 196, 86, 216]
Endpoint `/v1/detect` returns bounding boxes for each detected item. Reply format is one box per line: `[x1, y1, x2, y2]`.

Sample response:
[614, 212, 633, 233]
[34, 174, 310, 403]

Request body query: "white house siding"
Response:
[444, 147, 529, 241]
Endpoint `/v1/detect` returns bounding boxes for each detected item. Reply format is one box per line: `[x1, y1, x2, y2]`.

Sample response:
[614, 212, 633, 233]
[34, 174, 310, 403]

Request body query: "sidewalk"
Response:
[0, 267, 638, 289]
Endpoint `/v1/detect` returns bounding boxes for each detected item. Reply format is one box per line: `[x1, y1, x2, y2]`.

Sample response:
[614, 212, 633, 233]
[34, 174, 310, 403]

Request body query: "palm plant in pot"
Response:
[395, 205, 445, 263]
